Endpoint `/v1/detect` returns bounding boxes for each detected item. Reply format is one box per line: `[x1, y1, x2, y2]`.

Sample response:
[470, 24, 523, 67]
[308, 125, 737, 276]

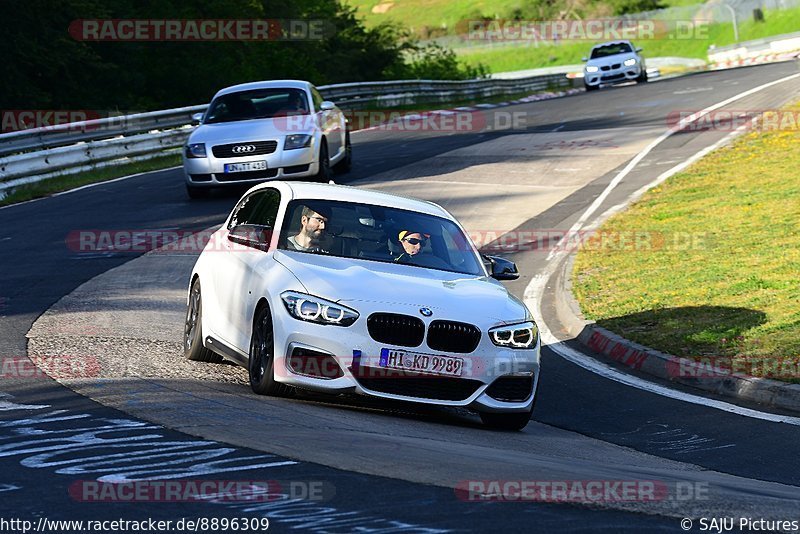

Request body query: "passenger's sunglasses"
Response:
[403, 237, 427, 246]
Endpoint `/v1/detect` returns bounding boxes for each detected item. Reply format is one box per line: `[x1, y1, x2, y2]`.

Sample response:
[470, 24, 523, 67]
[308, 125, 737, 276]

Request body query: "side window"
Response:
[228, 189, 281, 229]
[311, 87, 324, 111]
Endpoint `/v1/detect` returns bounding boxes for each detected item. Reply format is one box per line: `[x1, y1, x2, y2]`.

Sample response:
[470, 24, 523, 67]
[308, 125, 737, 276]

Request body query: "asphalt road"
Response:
[2, 62, 800, 532]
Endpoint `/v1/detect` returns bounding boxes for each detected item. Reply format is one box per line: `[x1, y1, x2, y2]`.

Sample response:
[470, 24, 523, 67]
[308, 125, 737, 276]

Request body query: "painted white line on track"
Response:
[526, 72, 800, 424]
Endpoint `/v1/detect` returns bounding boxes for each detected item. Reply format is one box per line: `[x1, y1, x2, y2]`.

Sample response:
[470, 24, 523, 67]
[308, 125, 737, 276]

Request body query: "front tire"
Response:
[186, 184, 210, 199]
[332, 131, 352, 174]
[637, 70, 648, 83]
[479, 404, 534, 431]
[584, 82, 598, 92]
[249, 304, 291, 396]
[312, 141, 331, 183]
[184, 280, 223, 363]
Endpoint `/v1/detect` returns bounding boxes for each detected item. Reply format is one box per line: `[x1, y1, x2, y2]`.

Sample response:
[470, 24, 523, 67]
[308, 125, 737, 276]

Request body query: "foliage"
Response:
[0, 0, 484, 113]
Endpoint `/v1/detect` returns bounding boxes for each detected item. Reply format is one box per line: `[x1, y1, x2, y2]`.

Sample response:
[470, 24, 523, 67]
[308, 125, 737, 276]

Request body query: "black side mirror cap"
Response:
[483, 255, 520, 280]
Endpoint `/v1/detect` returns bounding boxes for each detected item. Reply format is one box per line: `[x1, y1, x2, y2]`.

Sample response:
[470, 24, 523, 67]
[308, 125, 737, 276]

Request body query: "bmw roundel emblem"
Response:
[419, 307, 433, 317]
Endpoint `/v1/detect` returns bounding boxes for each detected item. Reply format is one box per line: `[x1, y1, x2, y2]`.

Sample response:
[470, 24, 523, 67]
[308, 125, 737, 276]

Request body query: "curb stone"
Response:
[552, 252, 800, 414]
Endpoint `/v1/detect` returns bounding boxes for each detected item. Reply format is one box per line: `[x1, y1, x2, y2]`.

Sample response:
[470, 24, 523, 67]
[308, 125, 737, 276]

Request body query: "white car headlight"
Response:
[585, 66, 599, 73]
[624, 58, 637, 67]
[284, 134, 313, 150]
[281, 291, 359, 327]
[490, 321, 539, 349]
[185, 143, 207, 158]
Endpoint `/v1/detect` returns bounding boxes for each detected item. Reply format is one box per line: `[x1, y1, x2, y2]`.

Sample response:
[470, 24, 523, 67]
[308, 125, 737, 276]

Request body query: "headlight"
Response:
[585, 66, 599, 73]
[490, 321, 539, 349]
[185, 143, 207, 158]
[284, 134, 313, 150]
[623, 58, 637, 66]
[281, 291, 359, 327]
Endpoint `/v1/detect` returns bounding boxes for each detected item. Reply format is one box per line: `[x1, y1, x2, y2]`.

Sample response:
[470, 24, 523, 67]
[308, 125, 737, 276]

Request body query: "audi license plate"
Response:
[224, 161, 267, 173]
[379, 348, 463, 377]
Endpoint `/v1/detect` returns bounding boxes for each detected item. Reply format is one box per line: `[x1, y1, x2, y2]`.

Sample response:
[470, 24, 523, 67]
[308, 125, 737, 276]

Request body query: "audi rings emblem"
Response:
[232, 144, 257, 154]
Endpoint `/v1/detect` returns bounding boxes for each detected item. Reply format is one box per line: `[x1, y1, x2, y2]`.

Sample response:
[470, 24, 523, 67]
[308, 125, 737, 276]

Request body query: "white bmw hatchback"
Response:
[185, 181, 540, 430]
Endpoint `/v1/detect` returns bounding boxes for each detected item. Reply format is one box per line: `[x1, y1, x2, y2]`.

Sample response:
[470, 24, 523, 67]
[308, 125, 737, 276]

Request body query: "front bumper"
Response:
[183, 144, 318, 186]
[584, 64, 642, 87]
[270, 301, 541, 413]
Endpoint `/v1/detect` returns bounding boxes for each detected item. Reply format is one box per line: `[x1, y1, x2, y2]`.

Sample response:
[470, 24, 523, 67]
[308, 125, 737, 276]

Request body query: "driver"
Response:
[288, 205, 330, 253]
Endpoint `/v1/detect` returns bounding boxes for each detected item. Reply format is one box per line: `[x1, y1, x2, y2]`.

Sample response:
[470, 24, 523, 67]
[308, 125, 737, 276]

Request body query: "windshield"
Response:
[277, 200, 485, 276]
[205, 88, 310, 124]
[590, 42, 633, 59]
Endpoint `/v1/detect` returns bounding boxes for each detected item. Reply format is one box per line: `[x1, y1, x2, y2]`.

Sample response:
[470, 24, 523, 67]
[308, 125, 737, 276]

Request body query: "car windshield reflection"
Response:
[277, 200, 484, 276]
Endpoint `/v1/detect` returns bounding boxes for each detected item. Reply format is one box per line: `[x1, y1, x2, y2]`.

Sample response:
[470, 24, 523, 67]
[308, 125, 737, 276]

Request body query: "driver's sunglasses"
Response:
[309, 216, 328, 224]
[404, 237, 426, 246]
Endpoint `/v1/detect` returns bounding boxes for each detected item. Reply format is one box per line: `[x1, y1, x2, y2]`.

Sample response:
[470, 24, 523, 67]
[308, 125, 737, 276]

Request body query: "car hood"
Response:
[189, 116, 317, 144]
[274, 251, 529, 324]
[585, 52, 639, 68]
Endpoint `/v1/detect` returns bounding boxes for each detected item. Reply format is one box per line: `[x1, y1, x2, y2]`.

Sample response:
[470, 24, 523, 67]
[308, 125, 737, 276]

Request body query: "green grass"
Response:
[0, 154, 181, 207]
[344, 0, 525, 36]
[572, 103, 800, 382]
[456, 6, 800, 72]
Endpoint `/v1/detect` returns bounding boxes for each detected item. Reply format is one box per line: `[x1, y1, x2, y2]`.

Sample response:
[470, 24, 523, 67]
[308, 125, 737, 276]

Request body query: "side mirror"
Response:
[320, 101, 336, 111]
[228, 224, 272, 251]
[483, 255, 520, 281]
[636, 47, 643, 53]
[581, 57, 588, 62]
[191, 112, 204, 125]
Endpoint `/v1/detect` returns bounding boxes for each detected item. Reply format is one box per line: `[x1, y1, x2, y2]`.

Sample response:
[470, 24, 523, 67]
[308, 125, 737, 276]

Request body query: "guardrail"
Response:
[0, 74, 571, 198]
[708, 30, 800, 63]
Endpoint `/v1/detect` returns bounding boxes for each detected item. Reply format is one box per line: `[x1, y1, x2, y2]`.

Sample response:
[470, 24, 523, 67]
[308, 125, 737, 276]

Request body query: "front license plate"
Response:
[379, 348, 463, 377]
[224, 160, 267, 173]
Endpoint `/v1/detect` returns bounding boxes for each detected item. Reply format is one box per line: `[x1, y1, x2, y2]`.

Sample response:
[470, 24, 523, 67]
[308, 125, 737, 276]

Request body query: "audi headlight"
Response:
[281, 291, 359, 326]
[490, 321, 539, 349]
[623, 58, 637, 66]
[284, 134, 313, 150]
[585, 66, 599, 73]
[185, 143, 207, 158]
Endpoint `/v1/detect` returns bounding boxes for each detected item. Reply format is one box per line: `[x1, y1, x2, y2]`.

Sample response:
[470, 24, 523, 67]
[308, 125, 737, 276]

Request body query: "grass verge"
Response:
[455, 7, 800, 73]
[572, 103, 800, 382]
[0, 154, 182, 207]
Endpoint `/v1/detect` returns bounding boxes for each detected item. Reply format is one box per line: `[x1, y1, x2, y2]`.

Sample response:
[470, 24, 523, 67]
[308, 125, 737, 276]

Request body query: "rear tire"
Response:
[312, 141, 331, 183]
[184, 280, 223, 363]
[332, 131, 352, 174]
[249, 304, 292, 396]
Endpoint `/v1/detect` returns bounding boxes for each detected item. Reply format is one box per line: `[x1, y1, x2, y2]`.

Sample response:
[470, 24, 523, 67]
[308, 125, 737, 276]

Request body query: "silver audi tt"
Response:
[182, 80, 351, 199]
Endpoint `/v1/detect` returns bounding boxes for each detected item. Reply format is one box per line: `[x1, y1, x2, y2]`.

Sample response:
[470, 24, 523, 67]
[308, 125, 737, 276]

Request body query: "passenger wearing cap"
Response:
[394, 230, 430, 263]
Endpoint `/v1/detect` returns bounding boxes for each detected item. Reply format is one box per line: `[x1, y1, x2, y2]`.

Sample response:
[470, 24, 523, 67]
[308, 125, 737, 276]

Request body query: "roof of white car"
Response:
[252, 181, 450, 218]
[591, 40, 634, 49]
[214, 80, 312, 98]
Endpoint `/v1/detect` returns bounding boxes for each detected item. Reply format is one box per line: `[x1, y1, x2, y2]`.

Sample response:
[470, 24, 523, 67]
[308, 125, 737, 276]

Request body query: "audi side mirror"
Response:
[191, 112, 204, 125]
[320, 101, 336, 111]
